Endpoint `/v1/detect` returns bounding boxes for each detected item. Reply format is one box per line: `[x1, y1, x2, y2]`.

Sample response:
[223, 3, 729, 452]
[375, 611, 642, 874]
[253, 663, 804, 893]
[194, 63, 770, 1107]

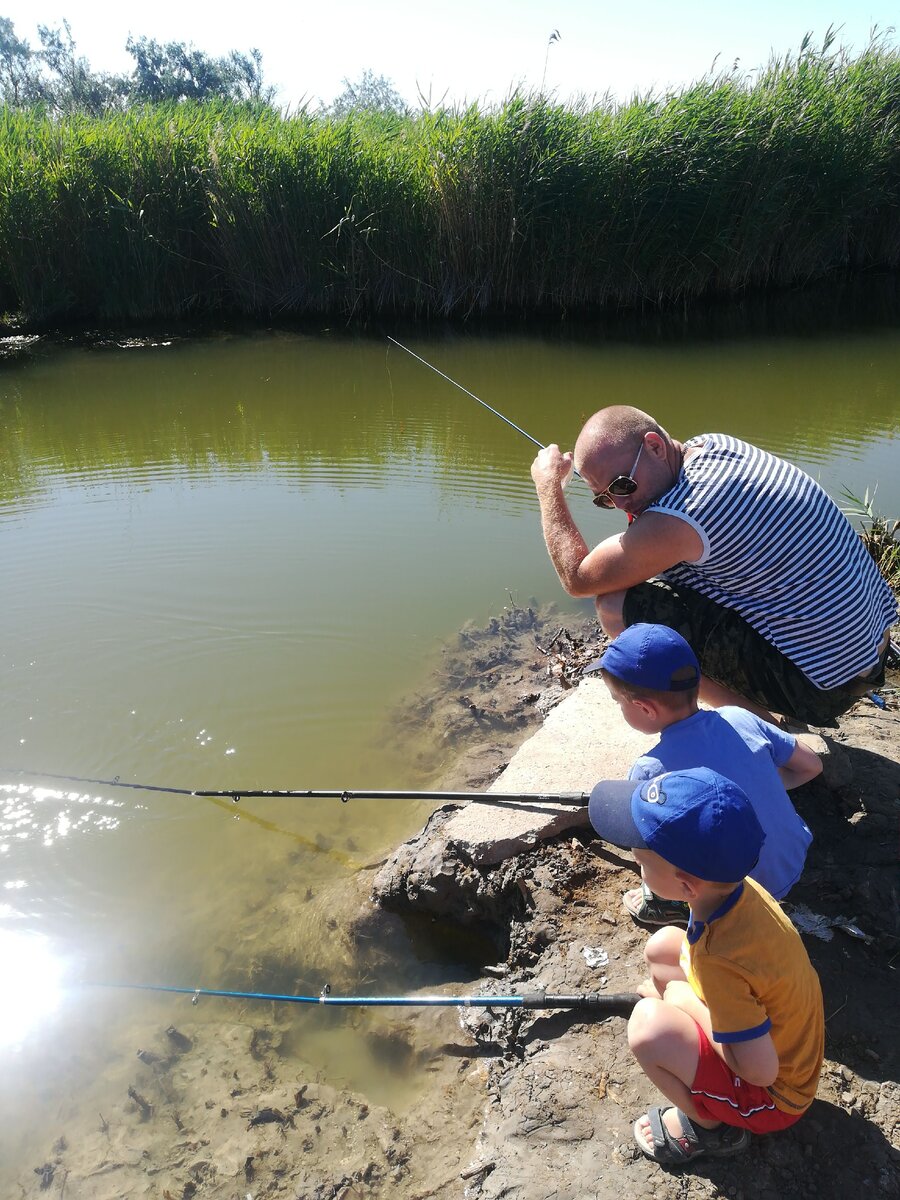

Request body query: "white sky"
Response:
[2, 1, 896, 110]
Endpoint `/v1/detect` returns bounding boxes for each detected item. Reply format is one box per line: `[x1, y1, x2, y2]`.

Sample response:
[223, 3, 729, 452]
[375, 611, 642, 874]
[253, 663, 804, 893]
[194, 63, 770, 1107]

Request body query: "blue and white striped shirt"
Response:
[651, 434, 898, 690]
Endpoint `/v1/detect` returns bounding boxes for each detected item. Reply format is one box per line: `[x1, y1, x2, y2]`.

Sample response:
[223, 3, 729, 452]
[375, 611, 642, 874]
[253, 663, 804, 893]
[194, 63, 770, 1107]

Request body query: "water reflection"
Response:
[0, 929, 64, 1049]
[0, 784, 124, 851]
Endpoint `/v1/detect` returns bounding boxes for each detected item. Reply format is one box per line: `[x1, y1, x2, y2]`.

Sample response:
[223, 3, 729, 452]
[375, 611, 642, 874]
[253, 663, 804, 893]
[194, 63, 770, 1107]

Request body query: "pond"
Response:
[1, 314, 899, 1180]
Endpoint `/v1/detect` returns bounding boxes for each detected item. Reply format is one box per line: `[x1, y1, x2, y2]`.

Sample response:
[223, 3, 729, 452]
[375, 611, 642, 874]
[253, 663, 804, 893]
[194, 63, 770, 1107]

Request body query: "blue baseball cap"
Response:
[588, 767, 764, 882]
[597, 623, 700, 691]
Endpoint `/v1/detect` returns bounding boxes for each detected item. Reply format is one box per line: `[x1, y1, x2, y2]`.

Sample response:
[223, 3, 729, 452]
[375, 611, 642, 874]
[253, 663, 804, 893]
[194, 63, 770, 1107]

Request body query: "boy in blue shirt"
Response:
[595, 623, 822, 923]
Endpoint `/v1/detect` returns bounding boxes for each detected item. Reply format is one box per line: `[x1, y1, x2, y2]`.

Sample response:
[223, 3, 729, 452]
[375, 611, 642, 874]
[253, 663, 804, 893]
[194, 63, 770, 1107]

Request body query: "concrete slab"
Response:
[442, 677, 655, 865]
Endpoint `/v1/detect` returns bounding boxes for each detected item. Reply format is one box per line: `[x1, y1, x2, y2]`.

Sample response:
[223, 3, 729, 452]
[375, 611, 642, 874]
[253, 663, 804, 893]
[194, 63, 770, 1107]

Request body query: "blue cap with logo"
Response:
[596, 623, 700, 691]
[588, 766, 764, 882]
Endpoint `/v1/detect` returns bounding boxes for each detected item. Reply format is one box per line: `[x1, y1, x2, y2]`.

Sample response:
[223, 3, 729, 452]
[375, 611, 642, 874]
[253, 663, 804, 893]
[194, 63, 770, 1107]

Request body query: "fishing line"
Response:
[386, 336, 581, 481]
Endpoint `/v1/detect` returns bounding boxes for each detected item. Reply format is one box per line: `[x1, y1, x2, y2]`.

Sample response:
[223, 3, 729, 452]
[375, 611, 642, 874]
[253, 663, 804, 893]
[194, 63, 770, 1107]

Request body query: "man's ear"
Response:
[645, 432, 669, 460]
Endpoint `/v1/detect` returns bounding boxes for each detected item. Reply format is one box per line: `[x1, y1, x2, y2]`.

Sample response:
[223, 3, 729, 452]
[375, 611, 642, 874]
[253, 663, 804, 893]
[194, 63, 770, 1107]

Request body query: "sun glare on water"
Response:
[0, 928, 64, 1049]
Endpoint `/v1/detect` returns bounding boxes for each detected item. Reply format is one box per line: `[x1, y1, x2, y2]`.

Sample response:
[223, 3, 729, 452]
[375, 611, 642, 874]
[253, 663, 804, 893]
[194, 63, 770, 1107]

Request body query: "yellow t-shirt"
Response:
[679, 877, 824, 1114]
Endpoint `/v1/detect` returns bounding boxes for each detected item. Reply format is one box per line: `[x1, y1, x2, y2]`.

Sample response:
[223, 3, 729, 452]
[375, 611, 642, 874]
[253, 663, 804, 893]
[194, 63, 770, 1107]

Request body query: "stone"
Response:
[438, 678, 655, 866]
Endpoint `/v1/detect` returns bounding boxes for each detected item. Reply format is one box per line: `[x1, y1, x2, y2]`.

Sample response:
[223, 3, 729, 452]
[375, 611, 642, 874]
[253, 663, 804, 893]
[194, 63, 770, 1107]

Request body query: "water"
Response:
[1, 318, 899, 1172]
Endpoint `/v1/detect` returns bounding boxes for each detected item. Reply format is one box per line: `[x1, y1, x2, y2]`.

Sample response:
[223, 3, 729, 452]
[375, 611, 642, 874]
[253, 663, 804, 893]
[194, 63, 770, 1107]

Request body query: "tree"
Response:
[0, 17, 275, 112]
[125, 36, 274, 105]
[0, 16, 43, 106]
[327, 70, 407, 117]
[37, 21, 122, 114]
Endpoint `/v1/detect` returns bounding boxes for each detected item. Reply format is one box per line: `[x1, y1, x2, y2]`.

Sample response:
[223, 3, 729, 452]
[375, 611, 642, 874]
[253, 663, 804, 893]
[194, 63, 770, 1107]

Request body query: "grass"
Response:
[0, 37, 899, 323]
[841, 488, 900, 596]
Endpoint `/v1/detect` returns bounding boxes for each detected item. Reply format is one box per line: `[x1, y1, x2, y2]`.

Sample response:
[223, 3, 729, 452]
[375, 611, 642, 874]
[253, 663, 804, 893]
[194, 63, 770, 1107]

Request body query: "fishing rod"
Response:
[94, 980, 640, 1015]
[0, 766, 588, 807]
[387, 336, 581, 483]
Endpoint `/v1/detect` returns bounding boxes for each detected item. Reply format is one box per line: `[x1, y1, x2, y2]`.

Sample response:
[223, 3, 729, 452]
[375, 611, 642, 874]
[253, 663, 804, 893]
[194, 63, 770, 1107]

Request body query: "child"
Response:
[596, 623, 822, 923]
[589, 766, 824, 1164]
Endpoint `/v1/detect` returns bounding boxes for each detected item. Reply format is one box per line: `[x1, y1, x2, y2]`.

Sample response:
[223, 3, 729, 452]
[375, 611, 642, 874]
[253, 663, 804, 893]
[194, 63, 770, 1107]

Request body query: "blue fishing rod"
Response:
[95, 980, 640, 1015]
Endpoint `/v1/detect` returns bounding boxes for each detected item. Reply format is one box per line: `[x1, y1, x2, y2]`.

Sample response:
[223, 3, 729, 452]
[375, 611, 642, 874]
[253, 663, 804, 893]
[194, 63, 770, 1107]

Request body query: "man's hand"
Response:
[531, 444, 574, 491]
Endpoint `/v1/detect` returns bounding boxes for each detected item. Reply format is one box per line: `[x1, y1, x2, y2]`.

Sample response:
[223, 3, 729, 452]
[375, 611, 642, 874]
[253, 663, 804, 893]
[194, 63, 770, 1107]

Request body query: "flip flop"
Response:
[634, 1106, 750, 1165]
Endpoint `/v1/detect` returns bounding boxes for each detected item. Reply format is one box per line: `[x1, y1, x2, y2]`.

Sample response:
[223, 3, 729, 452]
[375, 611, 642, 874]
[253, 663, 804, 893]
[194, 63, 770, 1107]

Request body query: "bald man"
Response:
[531, 407, 896, 724]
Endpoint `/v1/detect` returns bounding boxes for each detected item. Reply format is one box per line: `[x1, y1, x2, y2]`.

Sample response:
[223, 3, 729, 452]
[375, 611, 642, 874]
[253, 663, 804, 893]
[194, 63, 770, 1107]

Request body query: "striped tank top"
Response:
[650, 434, 898, 690]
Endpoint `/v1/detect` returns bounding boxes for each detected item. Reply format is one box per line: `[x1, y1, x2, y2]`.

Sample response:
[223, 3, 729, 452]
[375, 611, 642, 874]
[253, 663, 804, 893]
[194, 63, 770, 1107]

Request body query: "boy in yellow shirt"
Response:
[589, 766, 824, 1164]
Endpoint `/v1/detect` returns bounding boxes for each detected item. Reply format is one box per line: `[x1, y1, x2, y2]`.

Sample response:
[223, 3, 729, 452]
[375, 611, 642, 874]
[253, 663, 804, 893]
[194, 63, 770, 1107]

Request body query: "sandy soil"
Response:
[7, 604, 899, 1199]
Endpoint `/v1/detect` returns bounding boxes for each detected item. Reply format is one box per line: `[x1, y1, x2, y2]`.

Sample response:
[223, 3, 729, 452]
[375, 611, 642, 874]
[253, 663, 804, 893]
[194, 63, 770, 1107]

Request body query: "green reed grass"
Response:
[0, 39, 898, 323]
[841, 488, 900, 596]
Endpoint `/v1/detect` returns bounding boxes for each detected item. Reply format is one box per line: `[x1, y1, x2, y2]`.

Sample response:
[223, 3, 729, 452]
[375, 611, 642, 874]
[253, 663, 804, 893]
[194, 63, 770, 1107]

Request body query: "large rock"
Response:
[445, 677, 655, 866]
[371, 678, 654, 924]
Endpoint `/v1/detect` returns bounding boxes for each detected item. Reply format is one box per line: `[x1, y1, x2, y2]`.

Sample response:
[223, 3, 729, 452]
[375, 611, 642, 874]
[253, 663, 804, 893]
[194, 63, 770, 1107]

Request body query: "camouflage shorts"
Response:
[621, 580, 885, 726]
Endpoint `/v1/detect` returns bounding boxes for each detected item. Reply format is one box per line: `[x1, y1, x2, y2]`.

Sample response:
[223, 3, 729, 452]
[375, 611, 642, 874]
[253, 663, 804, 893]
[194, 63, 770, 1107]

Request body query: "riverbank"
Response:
[3, 39, 900, 326]
[370, 615, 900, 1199]
[8, 606, 898, 1198]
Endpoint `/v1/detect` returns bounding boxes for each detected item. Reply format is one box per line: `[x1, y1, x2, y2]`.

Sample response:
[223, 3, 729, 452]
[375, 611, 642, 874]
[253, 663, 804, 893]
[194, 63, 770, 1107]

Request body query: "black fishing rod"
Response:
[387, 336, 581, 482]
[0, 766, 588, 807]
[95, 980, 640, 1015]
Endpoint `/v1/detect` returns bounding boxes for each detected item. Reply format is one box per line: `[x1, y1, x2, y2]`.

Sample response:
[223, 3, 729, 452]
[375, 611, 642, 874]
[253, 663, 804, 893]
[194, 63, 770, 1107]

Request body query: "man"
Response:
[531, 406, 896, 724]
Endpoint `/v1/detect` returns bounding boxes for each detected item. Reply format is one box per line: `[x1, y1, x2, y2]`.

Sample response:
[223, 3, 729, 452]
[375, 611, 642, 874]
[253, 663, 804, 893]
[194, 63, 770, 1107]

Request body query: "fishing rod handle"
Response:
[520, 991, 641, 1013]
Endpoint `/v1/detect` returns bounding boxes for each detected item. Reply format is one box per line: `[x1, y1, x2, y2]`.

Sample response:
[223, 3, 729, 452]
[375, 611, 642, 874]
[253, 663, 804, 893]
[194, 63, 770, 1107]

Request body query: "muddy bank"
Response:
[387, 600, 605, 790]
[370, 614, 900, 1199]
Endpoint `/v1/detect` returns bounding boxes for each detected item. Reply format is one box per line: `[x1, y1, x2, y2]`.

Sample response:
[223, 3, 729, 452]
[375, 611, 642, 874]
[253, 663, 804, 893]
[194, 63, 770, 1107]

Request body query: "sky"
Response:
[2, 1, 896, 110]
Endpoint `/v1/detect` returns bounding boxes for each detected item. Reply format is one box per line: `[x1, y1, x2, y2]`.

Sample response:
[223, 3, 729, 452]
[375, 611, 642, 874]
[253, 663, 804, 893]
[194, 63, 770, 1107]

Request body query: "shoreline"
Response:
[5, 609, 899, 1198]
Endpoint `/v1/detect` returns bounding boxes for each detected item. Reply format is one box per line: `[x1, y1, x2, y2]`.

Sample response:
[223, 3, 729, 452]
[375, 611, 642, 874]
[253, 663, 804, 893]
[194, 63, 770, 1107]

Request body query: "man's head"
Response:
[574, 406, 674, 515]
[588, 767, 764, 896]
[597, 623, 700, 732]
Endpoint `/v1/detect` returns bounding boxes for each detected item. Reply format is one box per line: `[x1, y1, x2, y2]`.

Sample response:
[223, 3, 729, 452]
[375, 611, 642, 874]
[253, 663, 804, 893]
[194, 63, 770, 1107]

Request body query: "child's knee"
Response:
[644, 926, 680, 967]
[595, 591, 626, 637]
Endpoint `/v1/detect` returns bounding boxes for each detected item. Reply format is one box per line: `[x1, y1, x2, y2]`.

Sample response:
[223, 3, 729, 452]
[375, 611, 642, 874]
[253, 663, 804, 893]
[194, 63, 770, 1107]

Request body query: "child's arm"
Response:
[663, 981, 779, 1086]
[724, 1030, 779, 1087]
[778, 739, 823, 790]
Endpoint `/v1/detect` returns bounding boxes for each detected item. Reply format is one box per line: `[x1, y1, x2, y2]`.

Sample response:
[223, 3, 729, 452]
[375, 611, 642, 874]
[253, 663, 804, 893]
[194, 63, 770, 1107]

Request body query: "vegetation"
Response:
[0, 18, 271, 112]
[0, 31, 899, 324]
[841, 489, 900, 595]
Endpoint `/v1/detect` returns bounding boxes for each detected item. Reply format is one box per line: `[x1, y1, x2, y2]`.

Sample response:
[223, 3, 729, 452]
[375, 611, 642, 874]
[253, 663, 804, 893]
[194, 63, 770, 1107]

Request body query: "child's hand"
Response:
[636, 978, 662, 999]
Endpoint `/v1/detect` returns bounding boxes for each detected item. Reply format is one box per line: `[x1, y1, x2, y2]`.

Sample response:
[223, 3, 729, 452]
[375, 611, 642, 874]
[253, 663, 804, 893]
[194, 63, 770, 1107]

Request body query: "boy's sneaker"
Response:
[623, 882, 689, 927]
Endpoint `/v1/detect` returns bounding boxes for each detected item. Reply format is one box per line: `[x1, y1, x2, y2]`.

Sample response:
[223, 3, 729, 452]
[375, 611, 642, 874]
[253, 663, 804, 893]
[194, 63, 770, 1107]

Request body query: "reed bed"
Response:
[0, 41, 898, 324]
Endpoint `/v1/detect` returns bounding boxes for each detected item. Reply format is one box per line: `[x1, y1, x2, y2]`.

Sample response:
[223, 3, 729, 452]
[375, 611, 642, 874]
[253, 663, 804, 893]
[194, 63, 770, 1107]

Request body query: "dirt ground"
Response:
[375, 604, 900, 1200]
[9, 604, 899, 1199]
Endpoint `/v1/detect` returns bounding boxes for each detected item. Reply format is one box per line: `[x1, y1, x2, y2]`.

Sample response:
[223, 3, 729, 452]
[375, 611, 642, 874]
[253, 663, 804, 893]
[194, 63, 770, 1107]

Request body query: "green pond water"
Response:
[1, 317, 899, 1170]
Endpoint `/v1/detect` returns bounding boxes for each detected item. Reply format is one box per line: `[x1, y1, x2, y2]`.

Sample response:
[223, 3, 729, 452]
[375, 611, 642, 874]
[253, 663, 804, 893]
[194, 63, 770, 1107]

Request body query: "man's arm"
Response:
[531, 447, 702, 597]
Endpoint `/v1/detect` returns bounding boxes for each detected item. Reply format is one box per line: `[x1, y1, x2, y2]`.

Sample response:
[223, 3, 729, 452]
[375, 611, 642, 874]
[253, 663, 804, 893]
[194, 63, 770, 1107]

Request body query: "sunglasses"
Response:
[592, 442, 644, 508]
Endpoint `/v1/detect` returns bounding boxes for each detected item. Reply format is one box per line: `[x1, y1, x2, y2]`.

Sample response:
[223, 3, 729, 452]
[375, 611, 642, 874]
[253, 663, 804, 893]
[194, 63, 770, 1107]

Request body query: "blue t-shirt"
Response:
[628, 707, 812, 899]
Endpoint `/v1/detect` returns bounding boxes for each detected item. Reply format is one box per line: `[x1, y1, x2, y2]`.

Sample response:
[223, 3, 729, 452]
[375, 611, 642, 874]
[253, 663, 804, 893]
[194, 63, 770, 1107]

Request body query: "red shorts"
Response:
[690, 1024, 803, 1133]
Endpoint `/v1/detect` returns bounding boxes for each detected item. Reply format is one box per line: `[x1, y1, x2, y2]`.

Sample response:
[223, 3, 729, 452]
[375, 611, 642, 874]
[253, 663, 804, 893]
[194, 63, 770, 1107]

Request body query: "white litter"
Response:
[582, 946, 609, 969]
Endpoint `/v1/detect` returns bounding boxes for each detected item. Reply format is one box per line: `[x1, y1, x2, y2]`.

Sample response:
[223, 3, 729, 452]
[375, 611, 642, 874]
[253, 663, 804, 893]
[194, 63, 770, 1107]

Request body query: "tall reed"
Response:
[0, 39, 898, 323]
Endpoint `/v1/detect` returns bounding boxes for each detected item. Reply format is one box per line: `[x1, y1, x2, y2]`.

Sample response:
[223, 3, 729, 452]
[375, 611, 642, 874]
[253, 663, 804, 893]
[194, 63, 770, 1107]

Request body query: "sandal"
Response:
[623, 883, 690, 927]
[635, 1106, 750, 1165]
